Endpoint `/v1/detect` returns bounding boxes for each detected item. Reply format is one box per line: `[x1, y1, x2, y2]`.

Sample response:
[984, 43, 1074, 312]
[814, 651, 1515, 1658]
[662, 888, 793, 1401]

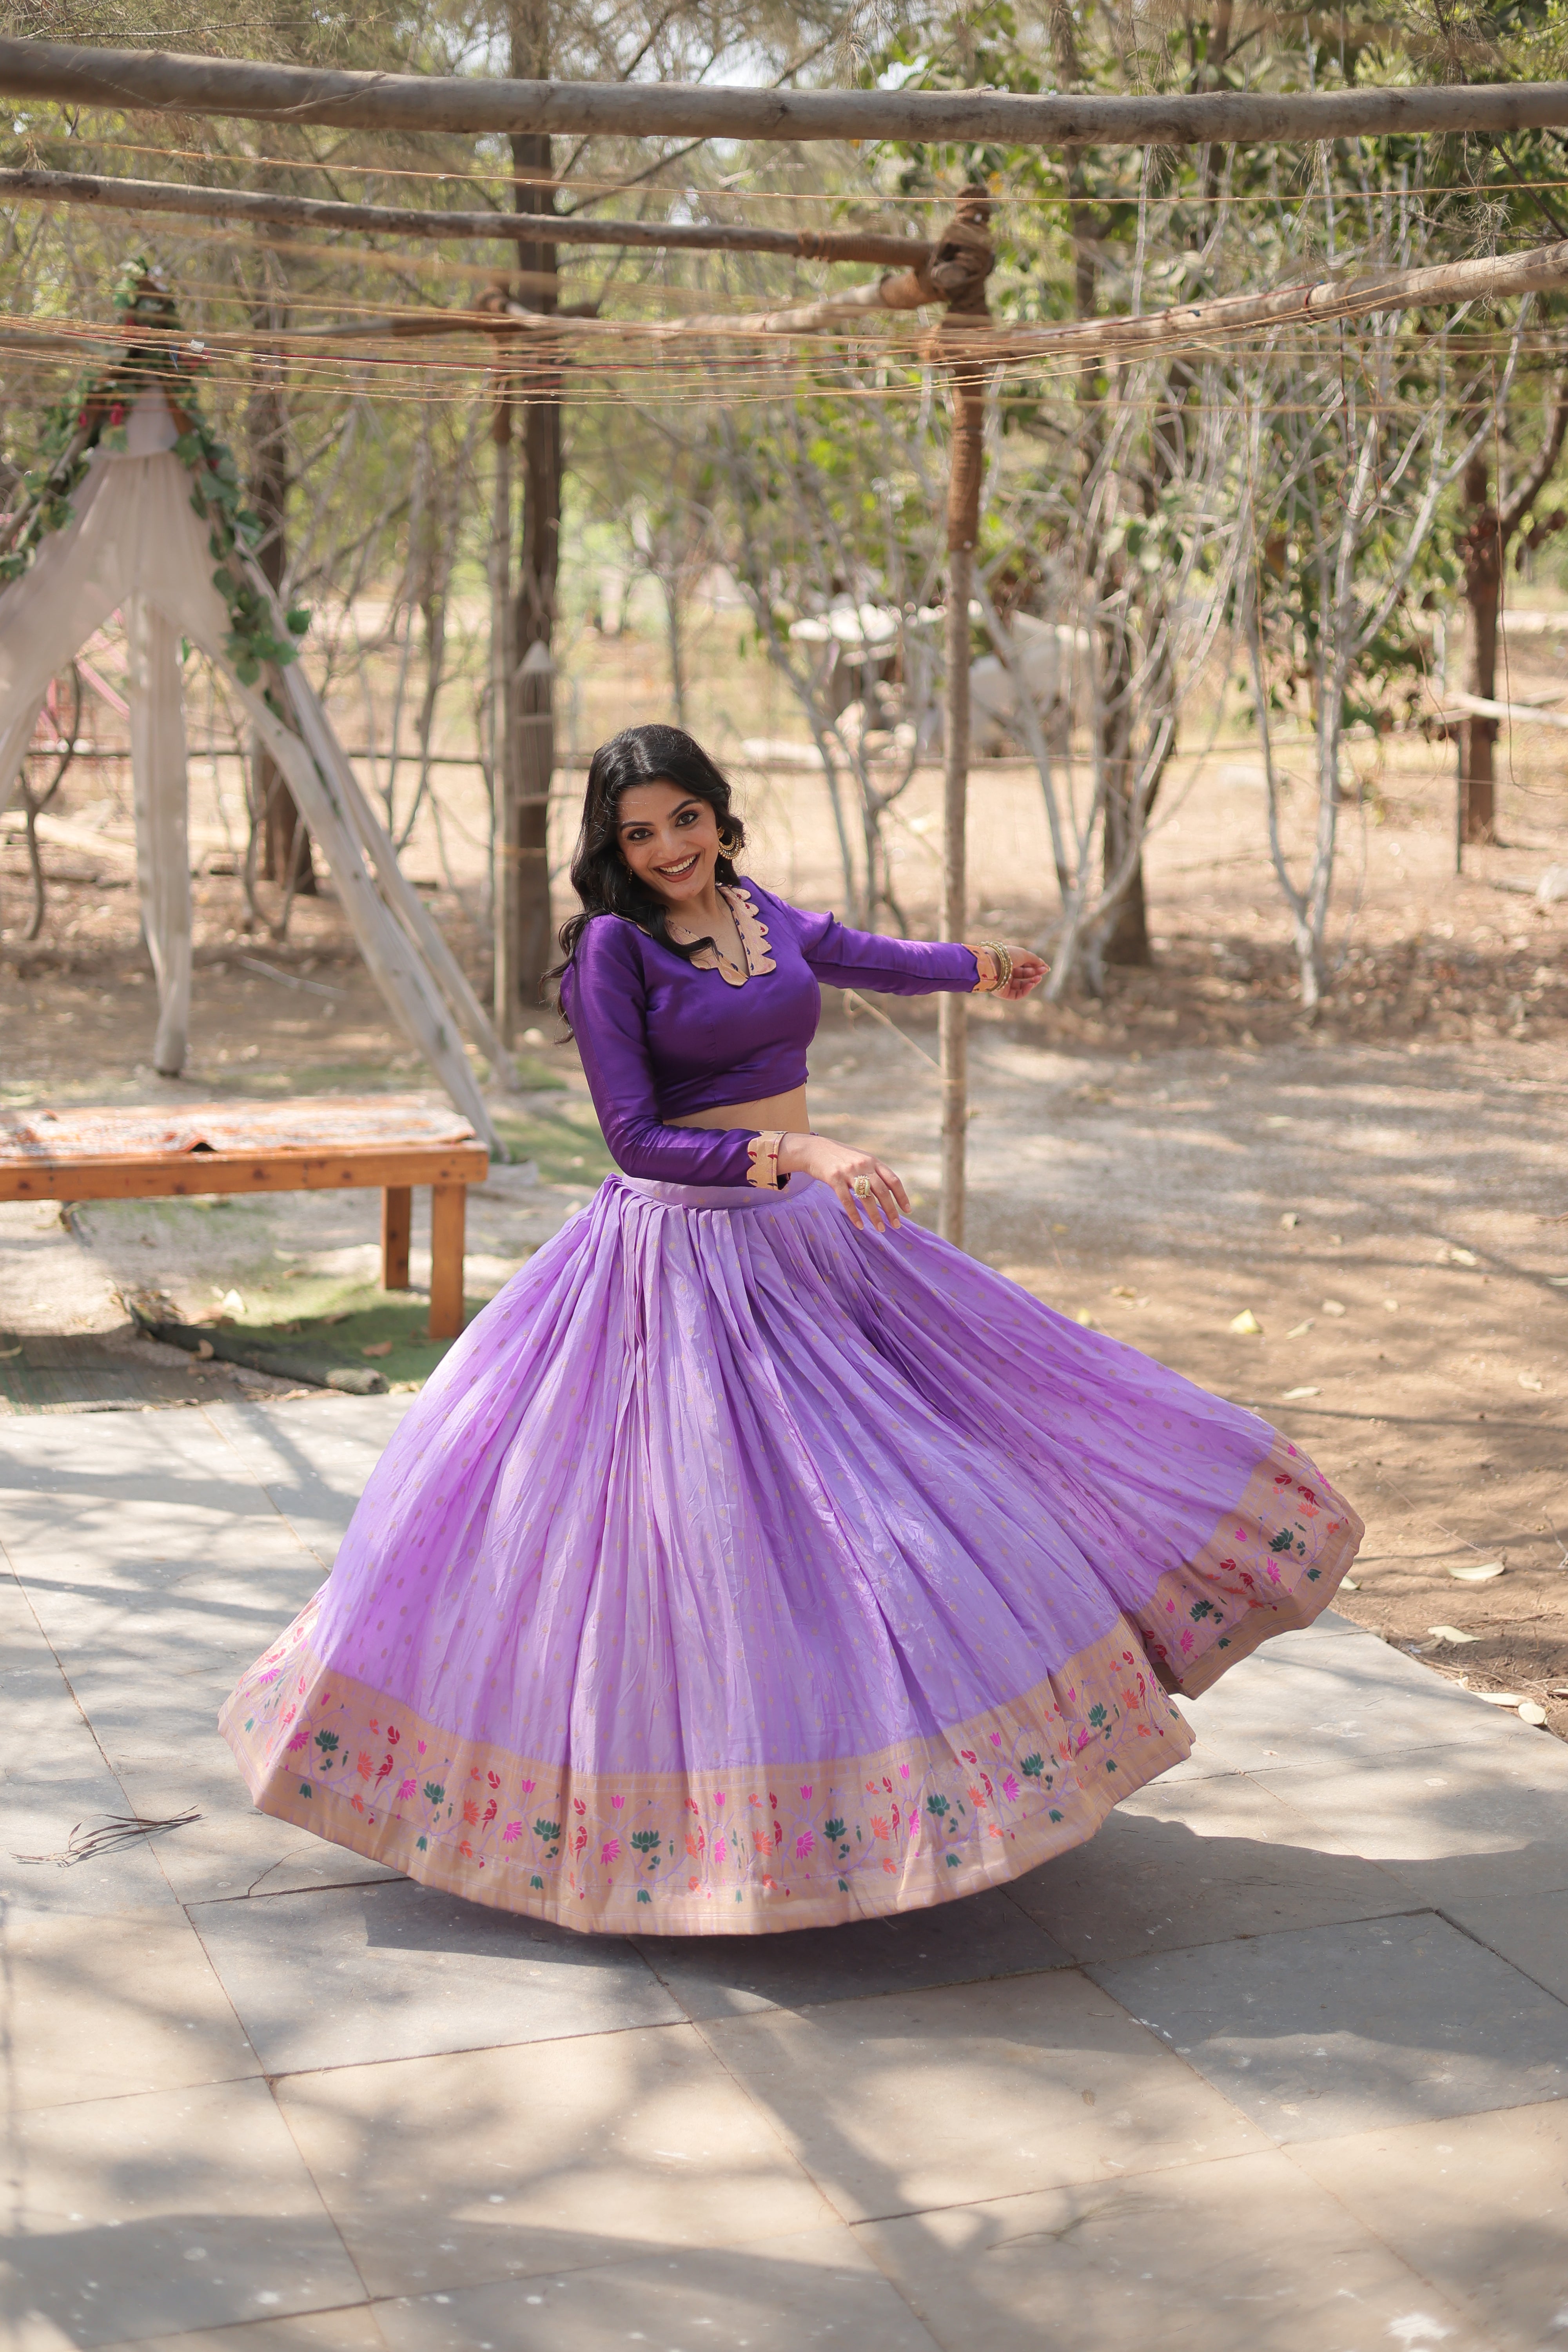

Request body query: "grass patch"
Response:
[220, 1060, 438, 1098]
[231, 1269, 517, 1387]
[491, 1096, 612, 1183]
[225, 1051, 571, 1101]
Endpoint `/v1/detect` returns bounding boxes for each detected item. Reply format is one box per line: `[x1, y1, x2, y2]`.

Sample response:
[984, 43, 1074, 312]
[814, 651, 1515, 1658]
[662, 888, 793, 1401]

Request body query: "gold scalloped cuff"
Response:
[746, 1130, 785, 1190]
[967, 942, 1006, 995]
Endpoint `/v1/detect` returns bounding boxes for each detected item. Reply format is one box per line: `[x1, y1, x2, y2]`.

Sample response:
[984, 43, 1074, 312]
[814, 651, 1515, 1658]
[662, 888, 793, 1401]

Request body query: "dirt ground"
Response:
[5, 612, 1568, 1744]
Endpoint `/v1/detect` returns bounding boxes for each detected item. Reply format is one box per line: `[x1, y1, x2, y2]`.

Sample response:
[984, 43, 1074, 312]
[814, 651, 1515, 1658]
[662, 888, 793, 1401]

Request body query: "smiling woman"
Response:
[220, 722, 1362, 1938]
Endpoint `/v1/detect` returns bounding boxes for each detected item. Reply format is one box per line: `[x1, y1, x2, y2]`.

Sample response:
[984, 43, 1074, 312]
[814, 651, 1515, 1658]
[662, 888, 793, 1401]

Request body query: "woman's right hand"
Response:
[777, 1132, 909, 1234]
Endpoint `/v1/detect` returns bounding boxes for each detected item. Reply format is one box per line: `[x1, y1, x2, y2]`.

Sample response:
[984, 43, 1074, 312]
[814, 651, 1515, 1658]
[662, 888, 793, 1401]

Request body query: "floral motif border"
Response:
[218, 1429, 1361, 1936]
[221, 1612, 1191, 1936]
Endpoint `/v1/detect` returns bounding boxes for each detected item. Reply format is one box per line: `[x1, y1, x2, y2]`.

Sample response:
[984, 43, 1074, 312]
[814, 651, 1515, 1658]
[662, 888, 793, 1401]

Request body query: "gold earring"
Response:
[718, 827, 740, 855]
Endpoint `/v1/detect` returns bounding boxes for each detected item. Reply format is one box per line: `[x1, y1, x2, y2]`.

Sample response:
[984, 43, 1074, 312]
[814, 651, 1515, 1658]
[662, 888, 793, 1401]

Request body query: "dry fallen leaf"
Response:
[1322, 1299, 1348, 1317]
[1287, 1318, 1315, 1338]
[1518, 1374, 1544, 1392]
[1340, 1576, 1359, 1591]
[1229, 1308, 1263, 1335]
[1477, 1691, 1527, 1707]
[1427, 1625, 1480, 1644]
[1281, 1211, 1300, 1229]
[361, 1340, 394, 1359]
[1110, 1283, 1138, 1299]
[194, 1339, 214, 1361]
[1449, 1560, 1506, 1583]
[1074, 1309, 1098, 1329]
[1518, 1702, 1549, 1727]
[1438, 1245, 1480, 1268]
[1383, 1298, 1400, 1312]
[1281, 1385, 1321, 1400]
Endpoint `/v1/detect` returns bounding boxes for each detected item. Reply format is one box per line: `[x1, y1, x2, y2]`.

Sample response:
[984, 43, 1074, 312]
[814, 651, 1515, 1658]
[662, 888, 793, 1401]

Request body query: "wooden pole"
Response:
[489, 368, 519, 1050]
[936, 204, 992, 1253]
[510, 0, 560, 1020]
[0, 167, 929, 268]
[272, 234, 1568, 359]
[5, 38, 1568, 147]
[939, 547, 973, 1251]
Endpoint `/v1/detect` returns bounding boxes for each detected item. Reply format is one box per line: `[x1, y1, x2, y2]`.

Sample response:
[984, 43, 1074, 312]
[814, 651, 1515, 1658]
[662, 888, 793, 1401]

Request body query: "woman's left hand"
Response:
[995, 949, 1048, 999]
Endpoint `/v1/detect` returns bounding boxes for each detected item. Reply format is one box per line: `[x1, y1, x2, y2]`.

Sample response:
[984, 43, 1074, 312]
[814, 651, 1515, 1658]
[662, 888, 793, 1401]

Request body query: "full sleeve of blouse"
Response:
[770, 893, 980, 997]
[562, 917, 758, 1186]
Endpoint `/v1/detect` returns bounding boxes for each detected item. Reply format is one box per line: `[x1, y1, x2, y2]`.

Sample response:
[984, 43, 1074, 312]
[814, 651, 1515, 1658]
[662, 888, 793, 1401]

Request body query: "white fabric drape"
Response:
[126, 596, 192, 1075]
[0, 427, 508, 1147]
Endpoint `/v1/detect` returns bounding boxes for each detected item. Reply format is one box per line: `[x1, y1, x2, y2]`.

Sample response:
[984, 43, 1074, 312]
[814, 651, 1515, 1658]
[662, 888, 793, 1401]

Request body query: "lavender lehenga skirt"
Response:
[220, 1172, 1361, 1935]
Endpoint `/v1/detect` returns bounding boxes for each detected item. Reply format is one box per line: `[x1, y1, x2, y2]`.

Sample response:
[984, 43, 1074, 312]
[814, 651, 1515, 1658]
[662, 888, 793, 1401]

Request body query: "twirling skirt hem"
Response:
[220, 1610, 1187, 1935]
[217, 1439, 1359, 1938]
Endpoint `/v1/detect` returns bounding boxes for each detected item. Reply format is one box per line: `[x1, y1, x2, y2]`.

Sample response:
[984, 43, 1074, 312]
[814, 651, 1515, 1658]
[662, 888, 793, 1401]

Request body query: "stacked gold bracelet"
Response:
[968, 941, 1015, 995]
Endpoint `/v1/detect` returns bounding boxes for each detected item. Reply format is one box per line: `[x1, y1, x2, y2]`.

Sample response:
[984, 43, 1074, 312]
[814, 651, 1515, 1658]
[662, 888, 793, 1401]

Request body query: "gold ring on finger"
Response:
[852, 1176, 873, 1199]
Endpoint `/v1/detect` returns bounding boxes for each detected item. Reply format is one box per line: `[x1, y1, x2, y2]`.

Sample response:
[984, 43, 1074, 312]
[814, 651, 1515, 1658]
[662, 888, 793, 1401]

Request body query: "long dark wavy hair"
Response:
[544, 724, 746, 1028]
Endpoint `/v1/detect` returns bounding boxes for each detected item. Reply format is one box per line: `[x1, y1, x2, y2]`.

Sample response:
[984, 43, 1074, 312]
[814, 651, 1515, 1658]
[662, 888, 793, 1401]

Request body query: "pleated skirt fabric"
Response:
[220, 1172, 1361, 1934]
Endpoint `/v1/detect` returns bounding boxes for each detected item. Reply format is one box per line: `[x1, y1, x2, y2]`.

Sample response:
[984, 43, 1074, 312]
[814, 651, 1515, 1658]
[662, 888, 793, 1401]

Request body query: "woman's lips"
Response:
[656, 854, 700, 879]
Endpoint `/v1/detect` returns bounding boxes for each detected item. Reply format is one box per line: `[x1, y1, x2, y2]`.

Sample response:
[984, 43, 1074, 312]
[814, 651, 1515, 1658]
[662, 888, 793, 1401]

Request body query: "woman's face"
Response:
[615, 780, 723, 909]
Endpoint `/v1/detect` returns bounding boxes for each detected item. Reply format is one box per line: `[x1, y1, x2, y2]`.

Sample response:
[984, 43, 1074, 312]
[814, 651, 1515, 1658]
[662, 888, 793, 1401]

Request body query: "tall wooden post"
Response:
[936, 199, 993, 1250]
[246, 236, 314, 894]
[510, 0, 560, 1016]
[490, 368, 519, 1045]
[940, 537, 975, 1247]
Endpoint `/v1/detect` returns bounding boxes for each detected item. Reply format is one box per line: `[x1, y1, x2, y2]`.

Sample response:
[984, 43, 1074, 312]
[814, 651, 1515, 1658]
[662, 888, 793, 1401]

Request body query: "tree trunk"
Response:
[1100, 780, 1151, 960]
[509, 0, 559, 1014]
[490, 386, 520, 1044]
[1051, 4, 1150, 968]
[1096, 588, 1150, 967]
[1459, 450, 1502, 846]
[661, 570, 687, 727]
[247, 269, 315, 893]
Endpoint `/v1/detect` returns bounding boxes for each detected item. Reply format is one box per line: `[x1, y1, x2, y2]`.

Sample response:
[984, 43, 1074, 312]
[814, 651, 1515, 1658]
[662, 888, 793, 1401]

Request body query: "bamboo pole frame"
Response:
[11, 38, 1566, 1236]
[0, 165, 931, 268]
[22, 235, 1559, 368]
[4, 37, 1568, 147]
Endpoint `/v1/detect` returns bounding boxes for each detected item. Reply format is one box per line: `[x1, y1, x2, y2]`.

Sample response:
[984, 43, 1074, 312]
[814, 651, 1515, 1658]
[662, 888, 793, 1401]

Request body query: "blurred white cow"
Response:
[786, 602, 1091, 758]
[969, 614, 1091, 755]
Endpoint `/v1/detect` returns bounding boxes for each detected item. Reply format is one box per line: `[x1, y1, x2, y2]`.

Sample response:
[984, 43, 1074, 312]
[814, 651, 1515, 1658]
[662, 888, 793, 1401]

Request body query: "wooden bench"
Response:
[0, 1098, 489, 1340]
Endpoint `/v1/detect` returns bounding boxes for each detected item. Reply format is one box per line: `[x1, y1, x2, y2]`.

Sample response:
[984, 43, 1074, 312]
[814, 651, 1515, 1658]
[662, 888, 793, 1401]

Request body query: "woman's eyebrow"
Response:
[617, 799, 699, 831]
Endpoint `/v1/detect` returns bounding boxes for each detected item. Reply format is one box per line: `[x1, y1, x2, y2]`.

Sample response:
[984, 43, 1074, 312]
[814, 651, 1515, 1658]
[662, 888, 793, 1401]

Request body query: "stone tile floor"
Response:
[2, 1395, 1566, 2352]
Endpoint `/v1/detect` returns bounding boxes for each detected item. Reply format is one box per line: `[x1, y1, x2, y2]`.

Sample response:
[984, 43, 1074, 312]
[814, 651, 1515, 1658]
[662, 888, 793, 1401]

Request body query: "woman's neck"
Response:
[662, 878, 726, 932]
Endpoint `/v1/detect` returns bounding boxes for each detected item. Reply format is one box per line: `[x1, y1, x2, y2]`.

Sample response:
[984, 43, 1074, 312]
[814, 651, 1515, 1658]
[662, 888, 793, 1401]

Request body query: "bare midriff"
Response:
[668, 1086, 809, 1136]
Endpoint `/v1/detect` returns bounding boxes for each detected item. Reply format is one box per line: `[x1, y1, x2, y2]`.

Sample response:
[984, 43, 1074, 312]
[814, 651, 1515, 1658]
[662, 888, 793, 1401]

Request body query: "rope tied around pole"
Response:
[928, 204, 995, 554]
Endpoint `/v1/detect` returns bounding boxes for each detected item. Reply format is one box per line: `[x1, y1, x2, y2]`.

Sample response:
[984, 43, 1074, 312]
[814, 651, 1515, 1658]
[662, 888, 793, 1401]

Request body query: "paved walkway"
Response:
[3, 1395, 1566, 2352]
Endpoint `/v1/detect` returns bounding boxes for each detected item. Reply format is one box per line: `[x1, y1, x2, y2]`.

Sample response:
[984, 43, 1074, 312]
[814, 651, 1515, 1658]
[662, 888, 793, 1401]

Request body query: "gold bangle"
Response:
[746, 1129, 785, 1191]
[967, 940, 1009, 995]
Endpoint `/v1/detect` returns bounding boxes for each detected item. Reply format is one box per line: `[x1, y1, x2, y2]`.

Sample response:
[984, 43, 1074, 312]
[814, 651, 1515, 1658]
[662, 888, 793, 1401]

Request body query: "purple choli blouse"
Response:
[561, 879, 980, 1188]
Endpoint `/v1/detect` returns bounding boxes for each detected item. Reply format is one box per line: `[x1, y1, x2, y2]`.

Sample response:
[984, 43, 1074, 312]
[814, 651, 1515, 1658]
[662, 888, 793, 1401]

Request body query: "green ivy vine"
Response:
[0, 259, 309, 690]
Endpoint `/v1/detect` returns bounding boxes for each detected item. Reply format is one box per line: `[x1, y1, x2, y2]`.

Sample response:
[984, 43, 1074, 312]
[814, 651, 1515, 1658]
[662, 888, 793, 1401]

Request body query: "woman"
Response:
[220, 723, 1361, 1936]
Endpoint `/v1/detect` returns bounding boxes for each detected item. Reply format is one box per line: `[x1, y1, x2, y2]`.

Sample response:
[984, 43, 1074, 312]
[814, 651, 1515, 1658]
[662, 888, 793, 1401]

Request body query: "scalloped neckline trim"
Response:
[673, 883, 776, 988]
